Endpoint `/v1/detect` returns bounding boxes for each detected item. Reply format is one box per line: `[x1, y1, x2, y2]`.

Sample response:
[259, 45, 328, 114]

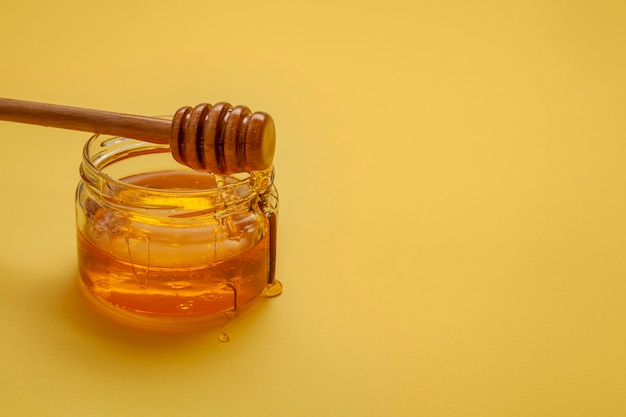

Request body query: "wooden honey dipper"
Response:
[0, 97, 275, 174]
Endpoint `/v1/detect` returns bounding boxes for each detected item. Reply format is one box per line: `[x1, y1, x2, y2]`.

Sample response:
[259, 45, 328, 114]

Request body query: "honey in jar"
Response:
[75, 134, 280, 331]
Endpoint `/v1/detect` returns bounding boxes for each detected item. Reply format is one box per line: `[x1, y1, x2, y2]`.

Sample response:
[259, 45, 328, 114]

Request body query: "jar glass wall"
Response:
[75, 134, 280, 331]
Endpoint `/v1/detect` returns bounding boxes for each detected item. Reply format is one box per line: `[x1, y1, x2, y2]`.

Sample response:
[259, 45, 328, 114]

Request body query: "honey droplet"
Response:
[218, 332, 230, 343]
[262, 280, 283, 298]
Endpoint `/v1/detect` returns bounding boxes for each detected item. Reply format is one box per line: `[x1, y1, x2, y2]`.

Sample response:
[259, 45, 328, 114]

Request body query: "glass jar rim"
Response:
[80, 133, 274, 212]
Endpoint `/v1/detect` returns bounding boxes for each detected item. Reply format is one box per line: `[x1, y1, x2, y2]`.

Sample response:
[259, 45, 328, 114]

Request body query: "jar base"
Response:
[78, 278, 265, 332]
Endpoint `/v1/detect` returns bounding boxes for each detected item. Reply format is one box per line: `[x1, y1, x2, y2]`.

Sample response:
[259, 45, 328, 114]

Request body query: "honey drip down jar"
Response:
[75, 134, 280, 331]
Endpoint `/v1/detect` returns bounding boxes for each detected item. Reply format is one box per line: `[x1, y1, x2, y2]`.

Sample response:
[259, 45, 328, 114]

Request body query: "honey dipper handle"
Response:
[0, 97, 276, 173]
[0, 97, 171, 144]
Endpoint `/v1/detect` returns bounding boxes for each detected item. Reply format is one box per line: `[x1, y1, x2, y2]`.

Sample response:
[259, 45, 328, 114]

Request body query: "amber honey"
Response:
[76, 134, 279, 331]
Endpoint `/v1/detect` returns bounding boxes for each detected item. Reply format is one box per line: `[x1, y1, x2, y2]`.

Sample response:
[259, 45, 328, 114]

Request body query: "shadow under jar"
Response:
[75, 134, 280, 331]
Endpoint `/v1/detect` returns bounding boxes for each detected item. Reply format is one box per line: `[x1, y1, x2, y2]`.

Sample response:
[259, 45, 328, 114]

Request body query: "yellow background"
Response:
[1, 1, 625, 415]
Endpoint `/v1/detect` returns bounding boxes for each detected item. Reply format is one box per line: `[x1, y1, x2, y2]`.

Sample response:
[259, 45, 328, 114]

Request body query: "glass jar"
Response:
[75, 133, 280, 331]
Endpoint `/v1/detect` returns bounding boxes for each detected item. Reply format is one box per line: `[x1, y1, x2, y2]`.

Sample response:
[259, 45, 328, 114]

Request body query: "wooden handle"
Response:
[0, 97, 275, 173]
